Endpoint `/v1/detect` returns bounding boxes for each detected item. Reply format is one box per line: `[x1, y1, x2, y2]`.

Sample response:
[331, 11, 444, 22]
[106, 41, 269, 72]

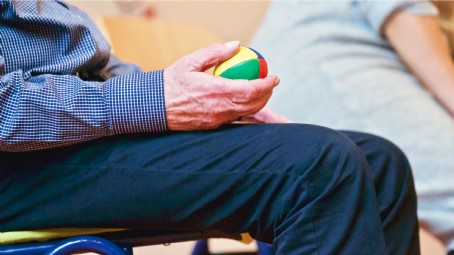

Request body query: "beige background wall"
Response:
[144, 1, 270, 44]
[69, 0, 269, 44]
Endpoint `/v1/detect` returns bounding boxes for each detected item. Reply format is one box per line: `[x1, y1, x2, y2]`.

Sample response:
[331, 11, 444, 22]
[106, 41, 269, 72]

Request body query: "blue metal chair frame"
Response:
[0, 229, 276, 255]
[0, 229, 203, 255]
[1, 235, 132, 255]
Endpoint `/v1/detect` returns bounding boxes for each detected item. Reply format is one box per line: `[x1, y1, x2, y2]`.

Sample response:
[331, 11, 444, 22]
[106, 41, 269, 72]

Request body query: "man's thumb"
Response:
[181, 41, 240, 72]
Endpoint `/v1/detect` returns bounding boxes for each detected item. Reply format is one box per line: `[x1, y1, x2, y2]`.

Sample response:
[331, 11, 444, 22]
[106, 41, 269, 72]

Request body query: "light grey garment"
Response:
[251, 0, 454, 251]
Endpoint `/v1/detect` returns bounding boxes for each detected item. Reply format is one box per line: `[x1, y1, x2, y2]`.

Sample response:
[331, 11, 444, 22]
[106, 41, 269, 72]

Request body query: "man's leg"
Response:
[257, 130, 420, 255]
[342, 131, 419, 255]
[1, 124, 391, 254]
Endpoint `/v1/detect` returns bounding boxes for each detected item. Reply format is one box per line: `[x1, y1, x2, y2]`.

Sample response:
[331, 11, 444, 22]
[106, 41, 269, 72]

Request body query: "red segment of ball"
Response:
[258, 58, 268, 78]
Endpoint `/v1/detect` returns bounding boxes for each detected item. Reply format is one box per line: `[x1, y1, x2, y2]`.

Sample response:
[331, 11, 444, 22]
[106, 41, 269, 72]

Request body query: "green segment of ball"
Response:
[214, 46, 268, 80]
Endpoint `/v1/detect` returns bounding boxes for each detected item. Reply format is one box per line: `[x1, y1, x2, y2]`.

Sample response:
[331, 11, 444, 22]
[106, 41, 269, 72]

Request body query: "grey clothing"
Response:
[251, 0, 454, 251]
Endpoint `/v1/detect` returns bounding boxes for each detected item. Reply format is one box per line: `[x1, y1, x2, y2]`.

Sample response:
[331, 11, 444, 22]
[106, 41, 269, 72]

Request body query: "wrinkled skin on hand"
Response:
[164, 42, 281, 131]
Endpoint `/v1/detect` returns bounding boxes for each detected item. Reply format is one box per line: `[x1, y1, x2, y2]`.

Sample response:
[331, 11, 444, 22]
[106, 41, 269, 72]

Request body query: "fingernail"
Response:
[225, 40, 240, 48]
[275, 77, 280, 86]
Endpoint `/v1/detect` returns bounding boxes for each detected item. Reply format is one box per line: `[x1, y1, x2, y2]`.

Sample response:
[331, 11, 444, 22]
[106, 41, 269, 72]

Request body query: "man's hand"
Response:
[235, 106, 292, 124]
[164, 41, 280, 131]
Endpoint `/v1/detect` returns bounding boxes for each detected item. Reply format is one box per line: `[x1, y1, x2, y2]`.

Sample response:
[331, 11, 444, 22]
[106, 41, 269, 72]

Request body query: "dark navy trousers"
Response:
[0, 124, 419, 254]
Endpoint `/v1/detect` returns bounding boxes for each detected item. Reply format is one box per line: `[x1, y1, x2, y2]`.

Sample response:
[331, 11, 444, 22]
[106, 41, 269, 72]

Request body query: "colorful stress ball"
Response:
[214, 46, 268, 80]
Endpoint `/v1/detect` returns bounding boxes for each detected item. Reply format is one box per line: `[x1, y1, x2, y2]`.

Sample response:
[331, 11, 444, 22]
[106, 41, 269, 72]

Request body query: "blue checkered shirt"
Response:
[0, 0, 167, 152]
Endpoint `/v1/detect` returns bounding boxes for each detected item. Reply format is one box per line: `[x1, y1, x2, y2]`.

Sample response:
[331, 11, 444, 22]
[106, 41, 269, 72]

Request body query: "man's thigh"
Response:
[0, 124, 375, 236]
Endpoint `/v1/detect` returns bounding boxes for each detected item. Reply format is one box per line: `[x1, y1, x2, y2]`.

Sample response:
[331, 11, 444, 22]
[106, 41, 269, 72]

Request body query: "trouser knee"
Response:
[345, 131, 416, 201]
[272, 124, 378, 215]
[266, 125, 387, 254]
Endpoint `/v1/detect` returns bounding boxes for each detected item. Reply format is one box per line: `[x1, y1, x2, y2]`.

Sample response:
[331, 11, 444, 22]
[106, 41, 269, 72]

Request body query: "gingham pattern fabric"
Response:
[0, 0, 167, 152]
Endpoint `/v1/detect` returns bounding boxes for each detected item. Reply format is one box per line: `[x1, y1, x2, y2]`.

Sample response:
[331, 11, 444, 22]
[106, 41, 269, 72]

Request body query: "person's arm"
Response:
[0, 0, 167, 152]
[0, 1, 279, 152]
[0, 67, 167, 152]
[383, 8, 454, 116]
[1, 43, 279, 152]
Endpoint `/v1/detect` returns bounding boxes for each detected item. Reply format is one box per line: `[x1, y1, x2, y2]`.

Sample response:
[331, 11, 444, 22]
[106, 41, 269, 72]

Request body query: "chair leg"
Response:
[120, 246, 134, 255]
[191, 240, 210, 255]
[192, 240, 275, 255]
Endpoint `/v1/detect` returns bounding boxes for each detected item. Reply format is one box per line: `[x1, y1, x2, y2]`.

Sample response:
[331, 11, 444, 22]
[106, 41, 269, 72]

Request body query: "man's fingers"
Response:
[178, 41, 240, 72]
[226, 75, 280, 103]
[201, 74, 279, 116]
[229, 90, 274, 118]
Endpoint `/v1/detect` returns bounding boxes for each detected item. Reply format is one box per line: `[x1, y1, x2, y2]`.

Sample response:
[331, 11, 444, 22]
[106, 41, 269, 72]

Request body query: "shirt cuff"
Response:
[359, 0, 438, 35]
[107, 70, 167, 134]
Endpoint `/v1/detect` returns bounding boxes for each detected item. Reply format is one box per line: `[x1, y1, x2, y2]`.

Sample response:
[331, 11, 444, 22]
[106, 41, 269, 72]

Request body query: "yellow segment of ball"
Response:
[214, 46, 258, 76]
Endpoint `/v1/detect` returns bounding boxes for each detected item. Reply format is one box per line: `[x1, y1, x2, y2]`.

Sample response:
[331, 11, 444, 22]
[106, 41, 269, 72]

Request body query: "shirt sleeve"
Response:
[355, 0, 439, 35]
[100, 54, 143, 79]
[0, 0, 168, 152]
[0, 69, 167, 152]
